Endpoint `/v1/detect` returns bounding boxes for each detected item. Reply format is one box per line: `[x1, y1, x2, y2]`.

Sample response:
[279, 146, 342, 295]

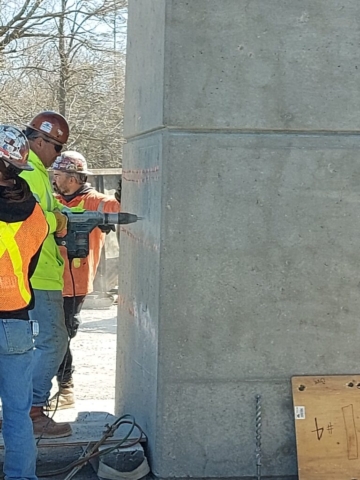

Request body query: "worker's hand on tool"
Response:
[53, 210, 68, 236]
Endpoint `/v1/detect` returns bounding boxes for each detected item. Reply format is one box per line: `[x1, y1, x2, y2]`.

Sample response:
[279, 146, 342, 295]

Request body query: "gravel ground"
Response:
[70, 304, 118, 403]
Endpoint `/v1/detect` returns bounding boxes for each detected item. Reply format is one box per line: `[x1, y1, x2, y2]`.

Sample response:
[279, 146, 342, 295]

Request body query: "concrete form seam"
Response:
[168, 127, 360, 136]
[125, 126, 360, 141]
[125, 126, 167, 141]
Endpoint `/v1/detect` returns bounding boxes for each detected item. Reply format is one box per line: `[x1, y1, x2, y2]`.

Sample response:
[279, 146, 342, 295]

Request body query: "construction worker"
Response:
[49, 151, 121, 409]
[20, 111, 73, 438]
[0, 125, 48, 480]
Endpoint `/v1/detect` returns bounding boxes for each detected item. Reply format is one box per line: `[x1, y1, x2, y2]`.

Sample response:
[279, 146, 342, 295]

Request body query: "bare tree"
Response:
[0, 1, 126, 53]
[0, 1, 48, 54]
[0, 0, 127, 167]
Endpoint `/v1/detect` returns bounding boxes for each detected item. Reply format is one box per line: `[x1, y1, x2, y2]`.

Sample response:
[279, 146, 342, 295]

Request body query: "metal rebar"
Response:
[255, 394, 262, 480]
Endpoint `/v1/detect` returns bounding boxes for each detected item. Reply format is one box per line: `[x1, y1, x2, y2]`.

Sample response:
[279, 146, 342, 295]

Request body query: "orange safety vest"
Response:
[56, 192, 120, 296]
[0, 203, 48, 311]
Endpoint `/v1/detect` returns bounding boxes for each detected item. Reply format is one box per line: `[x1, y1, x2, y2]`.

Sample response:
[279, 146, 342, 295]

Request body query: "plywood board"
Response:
[292, 375, 360, 480]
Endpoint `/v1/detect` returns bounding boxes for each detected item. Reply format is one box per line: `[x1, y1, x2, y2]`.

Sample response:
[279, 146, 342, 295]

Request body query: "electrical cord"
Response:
[39, 414, 145, 478]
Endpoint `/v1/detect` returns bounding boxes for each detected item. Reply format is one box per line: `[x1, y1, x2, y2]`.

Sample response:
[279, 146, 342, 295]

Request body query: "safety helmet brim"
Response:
[16, 162, 33, 171]
[25, 111, 69, 145]
[24, 124, 64, 146]
[0, 152, 33, 171]
[49, 166, 93, 175]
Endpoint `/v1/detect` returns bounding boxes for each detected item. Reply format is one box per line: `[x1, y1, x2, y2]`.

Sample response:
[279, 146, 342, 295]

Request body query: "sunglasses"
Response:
[42, 138, 63, 153]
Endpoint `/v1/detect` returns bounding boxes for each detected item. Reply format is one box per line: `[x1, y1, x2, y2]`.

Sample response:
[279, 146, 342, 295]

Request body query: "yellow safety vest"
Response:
[0, 203, 48, 311]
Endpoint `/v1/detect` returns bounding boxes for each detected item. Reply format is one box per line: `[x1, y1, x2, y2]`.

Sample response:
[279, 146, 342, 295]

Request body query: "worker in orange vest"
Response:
[49, 151, 121, 409]
[0, 125, 48, 480]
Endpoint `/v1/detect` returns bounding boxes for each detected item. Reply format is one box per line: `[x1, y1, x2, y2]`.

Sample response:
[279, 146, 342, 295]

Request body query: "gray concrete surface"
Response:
[117, 1, 360, 479]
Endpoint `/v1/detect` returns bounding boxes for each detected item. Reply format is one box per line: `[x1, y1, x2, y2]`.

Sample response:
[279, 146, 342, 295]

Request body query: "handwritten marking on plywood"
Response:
[292, 375, 360, 480]
[342, 404, 359, 461]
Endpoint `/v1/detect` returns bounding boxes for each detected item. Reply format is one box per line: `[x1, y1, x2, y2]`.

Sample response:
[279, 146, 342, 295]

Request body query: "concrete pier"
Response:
[116, 2, 360, 478]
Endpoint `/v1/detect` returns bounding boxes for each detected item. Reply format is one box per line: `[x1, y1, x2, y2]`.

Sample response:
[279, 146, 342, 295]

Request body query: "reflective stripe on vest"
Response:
[0, 222, 30, 304]
[0, 204, 48, 311]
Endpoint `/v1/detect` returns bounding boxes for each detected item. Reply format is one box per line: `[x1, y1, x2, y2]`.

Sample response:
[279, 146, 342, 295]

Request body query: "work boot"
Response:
[47, 384, 75, 411]
[30, 406, 72, 438]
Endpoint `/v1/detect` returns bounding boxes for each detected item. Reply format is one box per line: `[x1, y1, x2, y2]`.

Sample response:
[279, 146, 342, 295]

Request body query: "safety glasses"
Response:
[43, 138, 63, 153]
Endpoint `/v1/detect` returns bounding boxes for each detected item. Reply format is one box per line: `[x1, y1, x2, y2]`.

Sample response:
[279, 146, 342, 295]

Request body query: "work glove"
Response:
[53, 210, 68, 235]
[114, 176, 122, 203]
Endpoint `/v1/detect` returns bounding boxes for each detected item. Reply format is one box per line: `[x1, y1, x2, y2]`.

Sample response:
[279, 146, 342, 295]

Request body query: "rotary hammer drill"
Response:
[55, 210, 141, 259]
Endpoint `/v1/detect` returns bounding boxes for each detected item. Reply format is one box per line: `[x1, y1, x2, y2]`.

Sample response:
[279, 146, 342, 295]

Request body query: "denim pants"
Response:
[0, 319, 38, 480]
[29, 290, 68, 406]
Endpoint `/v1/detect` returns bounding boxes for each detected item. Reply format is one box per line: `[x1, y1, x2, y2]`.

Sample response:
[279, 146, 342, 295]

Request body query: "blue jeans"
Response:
[29, 290, 68, 406]
[0, 319, 38, 480]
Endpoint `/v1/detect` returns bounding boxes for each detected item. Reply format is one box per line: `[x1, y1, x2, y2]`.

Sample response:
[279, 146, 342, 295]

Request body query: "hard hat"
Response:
[26, 111, 69, 145]
[52, 151, 92, 175]
[0, 125, 33, 171]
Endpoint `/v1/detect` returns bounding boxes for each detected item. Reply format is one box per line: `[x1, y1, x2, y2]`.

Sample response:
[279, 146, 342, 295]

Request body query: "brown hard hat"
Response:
[27, 111, 69, 145]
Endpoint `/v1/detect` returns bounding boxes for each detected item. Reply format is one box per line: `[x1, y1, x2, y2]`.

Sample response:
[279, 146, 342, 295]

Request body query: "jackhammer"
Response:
[55, 210, 141, 259]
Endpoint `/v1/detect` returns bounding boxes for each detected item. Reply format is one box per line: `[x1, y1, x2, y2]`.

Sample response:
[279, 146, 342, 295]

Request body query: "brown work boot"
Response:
[30, 406, 72, 438]
[47, 385, 75, 411]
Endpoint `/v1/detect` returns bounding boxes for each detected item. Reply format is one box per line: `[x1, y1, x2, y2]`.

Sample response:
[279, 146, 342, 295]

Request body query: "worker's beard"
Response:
[52, 181, 61, 194]
[52, 181, 76, 196]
